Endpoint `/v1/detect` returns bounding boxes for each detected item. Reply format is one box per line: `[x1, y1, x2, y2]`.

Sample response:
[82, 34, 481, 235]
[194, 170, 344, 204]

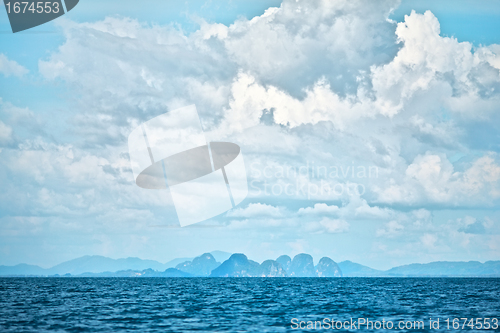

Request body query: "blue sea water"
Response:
[0, 278, 499, 332]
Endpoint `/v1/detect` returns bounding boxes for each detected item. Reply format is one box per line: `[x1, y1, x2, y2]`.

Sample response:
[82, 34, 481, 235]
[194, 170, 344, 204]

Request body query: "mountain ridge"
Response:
[0, 251, 231, 276]
[1, 254, 499, 277]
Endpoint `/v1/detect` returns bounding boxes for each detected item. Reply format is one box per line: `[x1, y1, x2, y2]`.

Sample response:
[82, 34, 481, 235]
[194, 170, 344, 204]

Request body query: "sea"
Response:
[0, 277, 499, 332]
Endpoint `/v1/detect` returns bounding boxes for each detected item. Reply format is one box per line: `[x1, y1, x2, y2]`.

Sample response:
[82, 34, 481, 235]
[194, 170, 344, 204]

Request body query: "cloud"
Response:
[0, 54, 28, 78]
[457, 216, 500, 235]
[226, 203, 286, 218]
[36, 0, 401, 138]
[297, 203, 340, 216]
[35, 4, 500, 152]
[0, 98, 45, 147]
[3, 0, 500, 266]
[304, 218, 350, 234]
[0, 121, 13, 145]
[458, 219, 487, 235]
[376, 153, 500, 205]
[420, 233, 438, 249]
[222, 0, 399, 94]
[38, 16, 235, 130]
[225, 202, 354, 235]
[371, 10, 500, 117]
[376, 220, 404, 237]
[18, 4, 500, 216]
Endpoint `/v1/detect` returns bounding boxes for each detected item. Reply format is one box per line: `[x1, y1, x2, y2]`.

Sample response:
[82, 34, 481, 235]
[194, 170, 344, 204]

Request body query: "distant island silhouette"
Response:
[1, 252, 499, 277]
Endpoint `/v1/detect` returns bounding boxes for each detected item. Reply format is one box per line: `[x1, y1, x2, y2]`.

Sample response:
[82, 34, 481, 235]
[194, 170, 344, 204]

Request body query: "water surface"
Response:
[0, 278, 499, 332]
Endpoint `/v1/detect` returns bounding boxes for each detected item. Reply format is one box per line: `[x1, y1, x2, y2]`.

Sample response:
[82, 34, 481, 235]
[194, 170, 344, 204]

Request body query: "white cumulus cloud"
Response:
[0, 54, 28, 78]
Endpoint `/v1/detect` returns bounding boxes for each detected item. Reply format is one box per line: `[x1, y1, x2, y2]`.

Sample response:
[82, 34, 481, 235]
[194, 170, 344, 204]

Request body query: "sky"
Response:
[0, 0, 500, 270]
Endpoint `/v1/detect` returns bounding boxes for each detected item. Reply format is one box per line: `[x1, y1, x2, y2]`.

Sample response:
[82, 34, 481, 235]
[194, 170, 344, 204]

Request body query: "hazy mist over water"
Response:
[1, 278, 499, 332]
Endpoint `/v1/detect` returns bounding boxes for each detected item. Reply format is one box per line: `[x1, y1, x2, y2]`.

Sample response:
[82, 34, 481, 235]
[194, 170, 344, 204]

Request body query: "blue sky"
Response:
[1, 0, 500, 270]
